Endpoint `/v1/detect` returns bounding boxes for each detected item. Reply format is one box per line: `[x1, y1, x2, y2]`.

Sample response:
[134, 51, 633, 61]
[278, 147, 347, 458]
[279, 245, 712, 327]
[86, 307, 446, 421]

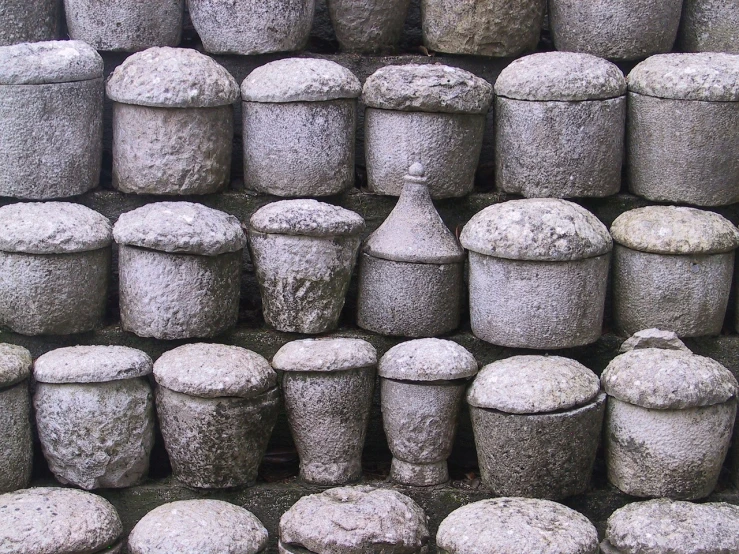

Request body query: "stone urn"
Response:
[678, 0, 739, 53]
[0, 344, 32, 493]
[0, 0, 58, 45]
[327, 0, 411, 53]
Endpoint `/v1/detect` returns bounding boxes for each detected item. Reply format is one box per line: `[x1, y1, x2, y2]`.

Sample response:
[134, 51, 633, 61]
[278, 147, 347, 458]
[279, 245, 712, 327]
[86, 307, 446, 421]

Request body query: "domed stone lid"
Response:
[619, 328, 691, 353]
[272, 338, 377, 373]
[362, 64, 493, 114]
[113, 202, 246, 256]
[436, 498, 598, 554]
[0, 202, 112, 254]
[154, 343, 277, 399]
[0, 343, 31, 388]
[0, 40, 103, 85]
[106, 47, 240, 108]
[34, 346, 153, 384]
[610, 206, 739, 255]
[250, 200, 365, 238]
[495, 52, 626, 101]
[460, 199, 612, 261]
[379, 339, 478, 381]
[467, 356, 601, 414]
[241, 58, 361, 103]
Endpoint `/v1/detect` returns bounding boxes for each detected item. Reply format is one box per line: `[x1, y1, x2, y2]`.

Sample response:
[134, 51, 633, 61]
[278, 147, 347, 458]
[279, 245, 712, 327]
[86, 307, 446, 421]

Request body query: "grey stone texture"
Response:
[327, 0, 412, 53]
[0, 0, 58, 46]
[0, 344, 32, 494]
[619, 328, 691, 353]
[678, 0, 739, 54]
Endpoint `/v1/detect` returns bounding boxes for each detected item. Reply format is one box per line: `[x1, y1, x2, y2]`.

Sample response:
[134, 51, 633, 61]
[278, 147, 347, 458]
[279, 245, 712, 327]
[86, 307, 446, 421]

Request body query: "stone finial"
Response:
[619, 329, 691, 353]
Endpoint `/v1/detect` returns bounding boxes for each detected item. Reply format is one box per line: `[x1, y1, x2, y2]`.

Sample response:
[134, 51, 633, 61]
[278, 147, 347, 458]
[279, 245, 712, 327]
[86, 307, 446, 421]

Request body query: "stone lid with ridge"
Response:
[0, 41, 103, 85]
[379, 338, 478, 381]
[0, 343, 31, 388]
[250, 199, 365, 237]
[272, 338, 377, 373]
[34, 346, 153, 384]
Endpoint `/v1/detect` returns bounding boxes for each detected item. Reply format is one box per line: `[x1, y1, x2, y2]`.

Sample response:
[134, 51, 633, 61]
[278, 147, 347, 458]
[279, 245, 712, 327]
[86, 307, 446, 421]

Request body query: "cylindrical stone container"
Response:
[460, 199, 612, 348]
[106, 47, 239, 195]
[494, 52, 626, 198]
[241, 58, 361, 197]
[0, 344, 32, 493]
[249, 200, 364, 334]
[0, 41, 103, 199]
[362, 64, 493, 198]
[610, 206, 739, 337]
[678, 0, 739, 54]
[279, 486, 429, 554]
[0, 202, 111, 336]
[327, 0, 412, 53]
[113, 202, 245, 340]
[33, 346, 155, 490]
[626, 53, 739, 206]
[0, 0, 58, 45]
[272, 338, 377, 485]
[154, 343, 280, 489]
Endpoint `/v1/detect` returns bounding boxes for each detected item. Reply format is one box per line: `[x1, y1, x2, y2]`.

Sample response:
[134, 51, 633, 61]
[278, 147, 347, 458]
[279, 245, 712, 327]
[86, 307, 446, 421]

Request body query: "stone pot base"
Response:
[300, 460, 362, 485]
[391, 458, 448, 486]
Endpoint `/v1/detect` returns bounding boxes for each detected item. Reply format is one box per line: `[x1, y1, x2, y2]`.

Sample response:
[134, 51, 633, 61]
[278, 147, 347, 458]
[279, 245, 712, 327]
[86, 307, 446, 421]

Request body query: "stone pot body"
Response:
[678, 0, 739, 53]
[0, 0, 58, 46]
[327, 0, 411, 53]
[0, 344, 32, 493]
[733, 429, 739, 487]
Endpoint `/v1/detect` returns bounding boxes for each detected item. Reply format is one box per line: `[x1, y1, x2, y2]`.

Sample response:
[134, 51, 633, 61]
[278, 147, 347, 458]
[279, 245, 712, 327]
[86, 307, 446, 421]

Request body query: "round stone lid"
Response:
[466, 356, 601, 414]
[0, 343, 31, 388]
[34, 345, 153, 384]
[279, 486, 429, 554]
[627, 53, 739, 101]
[495, 52, 626, 101]
[0, 487, 122, 554]
[272, 338, 377, 373]
[241, 58, 361, 103]
[113, 202, 246, 256]
[460, 199, 612, 261]
[0, 202, 112, 254]
[437, 498, 598, 554]
[153, 343, 277, 399]
[0, 40, 103, 85]
[128, 500, 268, 554]
[610, 206, 739, 255]
[249, 200, 365, 238]
[379, 339, 478, 381]
[106, 47, 240, 108]
[362, 64, 493, 114]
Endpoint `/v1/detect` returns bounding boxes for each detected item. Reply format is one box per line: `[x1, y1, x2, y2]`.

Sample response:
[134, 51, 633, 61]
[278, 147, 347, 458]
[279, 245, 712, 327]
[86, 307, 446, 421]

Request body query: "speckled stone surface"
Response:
[327, 0, 411, 53]
[272, 338, 377, 372]
[0, 0, 58, 46]
[678, 0, 739, 54]
[619, 328, 691, 353]
[0, 40, 101, 85]
[0, 343, 32, 494]
[250, 200, 364, 237]
[379, 338, 477, 381]
[0, 342, 31, 387]
[34, 345, 152, 383]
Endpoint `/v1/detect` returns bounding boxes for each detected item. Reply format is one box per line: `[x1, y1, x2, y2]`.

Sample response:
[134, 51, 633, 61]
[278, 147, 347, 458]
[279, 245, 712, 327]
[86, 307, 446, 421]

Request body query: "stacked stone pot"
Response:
[678, 0, 739, 54]
[327, 0, 411, 53]
[0, 0, 58, 46]
[0, 344, 32, 493]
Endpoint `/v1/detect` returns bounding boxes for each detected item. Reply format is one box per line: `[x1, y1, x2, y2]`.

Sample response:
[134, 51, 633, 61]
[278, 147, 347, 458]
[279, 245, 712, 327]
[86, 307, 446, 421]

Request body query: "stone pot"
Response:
[33, 345, 155, 490]
[0, 202, 111, 335]
[0, 0, 58, 45]
[241, 58, 361, 197]
[327, 0, 411, 53]
[154, 343, 280, 489]
[362, 64, 493, 198]
[494, 52, 626, 198]
[272, 338, 377, 485]
[678, 0, 739, 53]
[113, 202, 245, 340]
[0, 344, 32, 493]
[610, 206, 739, 337]
[460, 199, 612, 349]
[467, 356, 605, 499]
[249, 200, 364, 334]
[626, 53, 739, 206]
[0, 41, 103, 199]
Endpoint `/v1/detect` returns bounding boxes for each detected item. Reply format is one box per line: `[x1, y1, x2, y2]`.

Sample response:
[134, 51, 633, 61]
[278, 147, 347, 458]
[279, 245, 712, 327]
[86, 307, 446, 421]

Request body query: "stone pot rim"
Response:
[0, 40, 103, 85]
[469, 391, 606, 417]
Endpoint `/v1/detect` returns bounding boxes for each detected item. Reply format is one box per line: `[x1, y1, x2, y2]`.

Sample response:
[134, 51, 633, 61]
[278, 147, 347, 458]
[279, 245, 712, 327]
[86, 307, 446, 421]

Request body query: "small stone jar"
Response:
[106, 47, 239, 195]
[241, 58, 361, 197]
[0, 41, 103, 199]
[678, 0, 739, 54]
[494, 52, 626, 198]
[33, 346, 155, 490]
[460, 199, 612, 349]
[0, 344, 32, 493]
[272, 338, 377, 485]
[0, 0, 58, 45]
[0, 202, 111, 335]
[113, 202, 245, 340]
[627, 54, 739, 206]
[610, 206, 739, 337]
[327, 0, 412, 53]
[154, 343, 280, 489]
[249, 200, 364, 334]
[362, 64, 493, 198]
[379, 339, 478, 486]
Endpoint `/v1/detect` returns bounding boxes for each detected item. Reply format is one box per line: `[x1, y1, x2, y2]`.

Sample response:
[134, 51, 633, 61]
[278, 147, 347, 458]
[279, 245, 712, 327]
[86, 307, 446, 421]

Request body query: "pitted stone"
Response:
[272, 338, 376, 373]
[34, 346, 152, 384]
[379, 339, 477, 381]
[250, 200, 364, 237]
[0, 343, 31, 387]
[619, 329, 690, 353]
[0, 40, 102, 85]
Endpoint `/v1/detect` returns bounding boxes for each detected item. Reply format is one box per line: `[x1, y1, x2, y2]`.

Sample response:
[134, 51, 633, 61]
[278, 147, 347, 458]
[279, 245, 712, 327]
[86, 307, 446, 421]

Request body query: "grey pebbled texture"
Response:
[678, 0, 739, 54]
[0, 40, 101, 84]
[0, 0, 58, 46]
[34, 345, 152, 384]
[379, 338, 477, 381]
[273, 338, 377, 373]
[0, 381, 32, 493]
[0, 343, 31, 387]
[251, 200, 364, 237]
[327, 0, 411, 53]
[619, 328, 691, 353]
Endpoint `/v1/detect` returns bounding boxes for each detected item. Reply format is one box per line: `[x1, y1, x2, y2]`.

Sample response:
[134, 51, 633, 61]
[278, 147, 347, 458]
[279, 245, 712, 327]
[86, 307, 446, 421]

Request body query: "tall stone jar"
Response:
[678, 0, 739, 53]
[0, 41, 103, 199]
[0, 344, 32, 493]
[0, 0, 58, 45]
[327, 0, 411, 53]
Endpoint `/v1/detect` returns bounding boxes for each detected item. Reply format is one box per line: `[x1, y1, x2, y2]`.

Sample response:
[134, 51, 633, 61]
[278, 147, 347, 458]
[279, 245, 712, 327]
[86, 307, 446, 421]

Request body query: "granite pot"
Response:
[241, 58, 361, 197]
[362, 64, 493, 198]
[0, 344, 32, 493]
[0, 0, 58, 45]
[0, 202, 111, 335]
[249, 200, 364, 334]
[327, 0, 411, 53]
[678, 0, 739, 53]
[460, 199, 612, 348]
[610, 206, 739, 337]
[272, 338, 377, 485]
[33, 346, 154, 490]
[106, 47, 239, 195]
[113, 202, 245, 340]
[626, 53, 739, 206]
[0, 41, 102, 199]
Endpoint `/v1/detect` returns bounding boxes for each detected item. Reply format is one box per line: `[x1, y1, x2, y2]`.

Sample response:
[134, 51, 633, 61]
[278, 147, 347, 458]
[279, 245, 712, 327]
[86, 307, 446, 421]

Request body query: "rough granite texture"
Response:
[378, 338, 478, 381]
[327, 0, 412, 53]
[34, 345, 152, 384]
[0, 342, 31, 386]
[0, 40, 101, 85]
[272, 338, 377, 372]
[678, 0, 739, 54]
[0, 0, 58, 46]
[0, 381, 32, 493]
[619, 328, 691, 353]
[251, 200, 365, 237]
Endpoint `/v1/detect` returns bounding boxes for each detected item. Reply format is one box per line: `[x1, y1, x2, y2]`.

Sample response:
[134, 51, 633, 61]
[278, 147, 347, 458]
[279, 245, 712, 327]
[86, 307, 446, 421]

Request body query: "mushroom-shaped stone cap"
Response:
[437, 498, 598, 554]
[379, 339, 478, 381]
[241, 58, 361, 103]
[0, 343, 31, 388]
[272, 338, 377, 373]
[628, 53, 739, 101]
[0, 40, 103, 85]
[128, 500, 269, 554]
[0, 487, 122, 554]
[154, 343, 277, 399]
[249, 200, 365, 238]
[611, 206, 739, 255]
[34, 346, 153, 384]
[0, 202, 112, 254]
[495, 52, 626, 101]
[362, 64, 493, 114]
[279, 486, 429, 554]
[460, 199, 612, 261]
[113, 202, 246, 256]
[106, 47, 240, 108]
[467, 356, 601, 414]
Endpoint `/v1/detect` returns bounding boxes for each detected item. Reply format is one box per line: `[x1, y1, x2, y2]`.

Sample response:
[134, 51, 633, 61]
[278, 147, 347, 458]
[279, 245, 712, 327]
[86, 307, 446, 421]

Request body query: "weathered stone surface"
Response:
[0, 342, 31, 386]
[0, 0, 58, 46]
[0, 381, 32, 493]
[272, 337, 377, 372]
[678, 0, 739, 54]
[34, 345, 152, 383]
[619, 328, 690, 353]
[0, 40, 101, 85]
[251, 199, 365, 237]
[379, 338, 477, 381]
[327, 0, 412, 53]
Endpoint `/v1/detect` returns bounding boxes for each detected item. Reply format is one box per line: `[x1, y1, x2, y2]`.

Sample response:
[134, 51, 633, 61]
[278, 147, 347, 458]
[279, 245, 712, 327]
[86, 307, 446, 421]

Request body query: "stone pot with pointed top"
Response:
[678, 0, 739, 54]
[0, 344, 32, 493]
[0, 0, 58, 46]
[326, 0, 411, 53]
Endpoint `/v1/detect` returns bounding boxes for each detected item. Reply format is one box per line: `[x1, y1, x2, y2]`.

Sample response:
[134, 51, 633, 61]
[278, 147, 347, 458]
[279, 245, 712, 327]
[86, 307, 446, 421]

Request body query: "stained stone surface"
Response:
[0, 0, 58, 46]
[327, 0, 412, 52]
[619, 328, 691, 353]
[678, 0, 739, 54]
[0, 343, 32, 493]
